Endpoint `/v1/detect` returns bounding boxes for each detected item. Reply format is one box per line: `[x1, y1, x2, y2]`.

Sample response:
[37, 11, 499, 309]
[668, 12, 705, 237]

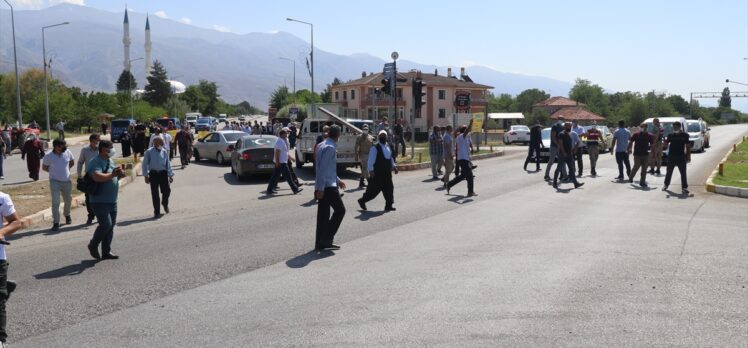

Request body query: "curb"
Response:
[397, 150, 504, 172]
[705, 137, 748, 199]
[19, 162, 142, 229]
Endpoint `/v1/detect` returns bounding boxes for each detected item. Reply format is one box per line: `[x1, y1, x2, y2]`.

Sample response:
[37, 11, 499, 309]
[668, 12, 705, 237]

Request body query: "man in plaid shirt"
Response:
[429, 126, 444, 180]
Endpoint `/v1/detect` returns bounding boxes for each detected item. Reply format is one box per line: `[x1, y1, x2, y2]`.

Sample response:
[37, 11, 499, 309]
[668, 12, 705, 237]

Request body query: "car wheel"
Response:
[193, 149, 201, 161]
[217, 152, 225, 165]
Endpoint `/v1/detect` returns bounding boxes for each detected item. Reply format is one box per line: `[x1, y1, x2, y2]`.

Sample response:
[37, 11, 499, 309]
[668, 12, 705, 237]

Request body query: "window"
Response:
[208, 133, 220, 142]
[438, 90, 446, 100]
[351, 90, 356, 100]
[335, 91, 339, 100]
[396, 88, 403, 98]
[438, 108, 446, 118]
[343, 91, 347, 100]
[399, 107, 404, 118]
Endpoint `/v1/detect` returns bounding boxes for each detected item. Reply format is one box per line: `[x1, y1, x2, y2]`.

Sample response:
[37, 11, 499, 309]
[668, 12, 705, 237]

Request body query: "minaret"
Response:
[144, 15, 153, 76]
[123, 7, 131, 71]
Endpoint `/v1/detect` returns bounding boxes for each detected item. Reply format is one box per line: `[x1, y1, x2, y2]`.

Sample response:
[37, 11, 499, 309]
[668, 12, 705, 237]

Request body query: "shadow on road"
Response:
[222, 172, 268, 186]
[118, 216, 157, 227]
[447, 196, 474, 204]
[664, 189, 693, 199]
[286, 250, 335, 269]
[354, 210, 386, 221]
[34, 260, 98, 279]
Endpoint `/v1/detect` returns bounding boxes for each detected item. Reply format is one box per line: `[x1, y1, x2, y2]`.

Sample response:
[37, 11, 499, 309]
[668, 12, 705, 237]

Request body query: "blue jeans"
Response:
[90, 203, 117, 255]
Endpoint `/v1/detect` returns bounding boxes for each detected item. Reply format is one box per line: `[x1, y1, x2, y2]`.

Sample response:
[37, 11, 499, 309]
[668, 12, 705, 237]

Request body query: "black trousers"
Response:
[394, 136, 406, 157]
[615, 152, 631, 178]
[268, 163, 299, 192]
[0, 261, 8, 343]
[316, 187, 346, 247]
[575, 148, 583, 174]
[554, 154, 579, 184]
[84, 192, 95, 220]
[149, 170, 171, 214]
[524, 144, 541, 169]
[447, 160, 474, 193]
[361, 172, 394, 207]
[179, 146, 190, 166]
[664, 157, 688, 189]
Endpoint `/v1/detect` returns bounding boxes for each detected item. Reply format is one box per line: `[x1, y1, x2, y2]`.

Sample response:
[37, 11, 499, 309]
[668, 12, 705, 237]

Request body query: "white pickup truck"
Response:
[294, 107, 373, 169]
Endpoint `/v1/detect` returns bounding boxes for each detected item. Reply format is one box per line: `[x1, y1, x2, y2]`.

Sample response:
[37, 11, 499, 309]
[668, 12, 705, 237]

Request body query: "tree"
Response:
[719, 87, 731, 108]
[666, 95, 690, 115]
[487, 93, 515, 113]
[515, 88, 550, 114]
[528, 108, 550, 126]
[198, 80, 219, 115]
[180, 85, 206, 113]
[569, 78, 609, 116]
[270, 85, 290, 110]
[320, 77, 341, 103]
[115, 70, 137, 93]
[142, 60, 172, 107]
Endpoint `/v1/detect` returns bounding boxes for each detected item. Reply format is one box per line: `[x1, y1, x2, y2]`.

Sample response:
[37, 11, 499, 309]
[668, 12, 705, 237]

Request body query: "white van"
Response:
[185, 112, 202, 128]
[294, 108, 367, 168]
[643, 116, 688, 158]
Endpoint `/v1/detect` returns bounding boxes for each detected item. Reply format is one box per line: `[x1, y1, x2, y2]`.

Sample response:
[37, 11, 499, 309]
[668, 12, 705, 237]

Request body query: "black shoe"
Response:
[154, 213, 162, 219]
[647, 169, 654, 174]
[50, 223, 60, 232]
[655, 170, 661, 175]
[552, 182, 558, 189]
[662, 185, 668, 191]
[591, 170, 597, 176]
[385, 206, 396, 212]
[6, 280, 16, 299]
[293, 188, 304, 195]
[682, 188, 690, 195]
[574, 182, 585, 189]
[101, 253, 119, 260]
[544, 176, 551, 182]
[65, 216, 72, 225]
[163, 205, 169, 214]
[88, 244, 101, 260]
[523, 163, 528, 171]
[640, 181, 648, 187]
[615, 176, 623, 181]
[432, 176, 439, 180]
[86, 216, 94, 225]
[315, 244, 341, 251]
[628, 177, 633, 183]
[446, 185, 450, 195]
[471, 164, 478, 170]
[357, 198, 367, 211]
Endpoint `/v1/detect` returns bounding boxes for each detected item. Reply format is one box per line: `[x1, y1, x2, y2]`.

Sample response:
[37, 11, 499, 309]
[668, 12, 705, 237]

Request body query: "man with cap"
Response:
[357, 130, 398, 212]
[266, 127, 302, 195]
[354, 124, 373, 188]
[585, 122, 603, 176]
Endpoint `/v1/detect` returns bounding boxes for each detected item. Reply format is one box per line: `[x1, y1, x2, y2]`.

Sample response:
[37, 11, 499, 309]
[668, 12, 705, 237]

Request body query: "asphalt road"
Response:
[7, 124, 748, 347]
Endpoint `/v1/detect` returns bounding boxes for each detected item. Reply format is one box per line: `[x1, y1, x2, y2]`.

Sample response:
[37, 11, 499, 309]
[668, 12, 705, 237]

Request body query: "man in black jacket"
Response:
[553, 122, 585, 190]
[524, 121, 543, 171]
[358, 131, 399, 212]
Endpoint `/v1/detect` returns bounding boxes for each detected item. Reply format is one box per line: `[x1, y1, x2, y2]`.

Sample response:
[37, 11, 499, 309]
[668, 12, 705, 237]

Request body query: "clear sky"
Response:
[13, 0, 748, 110]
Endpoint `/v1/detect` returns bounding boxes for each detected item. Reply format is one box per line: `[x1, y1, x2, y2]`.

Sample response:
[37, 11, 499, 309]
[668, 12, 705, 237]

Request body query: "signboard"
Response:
[471, 113, 484, 132]
[454, 91, 471, 112]
[289, 107, 299, 120]
[383, 63, 396, 79]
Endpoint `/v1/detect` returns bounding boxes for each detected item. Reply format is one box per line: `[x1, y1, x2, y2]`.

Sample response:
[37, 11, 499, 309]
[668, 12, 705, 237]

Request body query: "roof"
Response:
[549, 107, 605, 121]
[334, 71, 493, 89]
[488, 113, 524, 120]
[534, 96, 584, 107]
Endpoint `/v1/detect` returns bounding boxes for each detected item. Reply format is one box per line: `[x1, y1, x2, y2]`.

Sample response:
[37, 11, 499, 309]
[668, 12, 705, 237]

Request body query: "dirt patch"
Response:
[2, 177, 82, 218]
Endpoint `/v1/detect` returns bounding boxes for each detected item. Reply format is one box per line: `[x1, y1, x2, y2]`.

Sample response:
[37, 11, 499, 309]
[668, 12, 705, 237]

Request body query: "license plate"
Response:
[258, 164, 274, 169]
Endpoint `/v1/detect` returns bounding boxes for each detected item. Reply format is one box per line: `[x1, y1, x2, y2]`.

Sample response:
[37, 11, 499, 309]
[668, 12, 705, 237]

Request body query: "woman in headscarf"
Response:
[21, 134, 44, 181]
[121, 131, 132, 157]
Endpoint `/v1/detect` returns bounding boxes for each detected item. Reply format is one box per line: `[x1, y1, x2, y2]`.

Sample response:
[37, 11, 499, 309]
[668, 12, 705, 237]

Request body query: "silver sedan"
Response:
[193, 130, 248, 165]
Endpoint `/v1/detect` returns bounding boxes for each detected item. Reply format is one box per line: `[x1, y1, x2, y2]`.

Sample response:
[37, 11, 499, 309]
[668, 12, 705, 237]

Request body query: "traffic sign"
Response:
[383, 63, 395, 79]
[391, 51, 399, 60]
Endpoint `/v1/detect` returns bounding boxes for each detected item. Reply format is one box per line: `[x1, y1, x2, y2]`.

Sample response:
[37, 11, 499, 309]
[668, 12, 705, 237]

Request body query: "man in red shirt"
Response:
[627, 123, 654, 187]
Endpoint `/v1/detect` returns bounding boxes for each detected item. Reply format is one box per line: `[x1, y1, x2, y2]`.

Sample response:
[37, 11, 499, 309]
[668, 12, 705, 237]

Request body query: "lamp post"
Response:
[725, 79, 748, 87]
[286, 17, 314, 118]
[3, 0, 22, 126]
[128, 57, 144, 119]
[279, 57, 296, 106]
[42, 21, 69, 141]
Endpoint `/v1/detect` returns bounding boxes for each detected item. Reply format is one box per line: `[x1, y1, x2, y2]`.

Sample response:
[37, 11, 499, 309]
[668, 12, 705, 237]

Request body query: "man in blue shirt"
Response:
[610, 120, 632, 181]
[357, 130, 398, 212]
[314, 125, 347, 251]
[87, 140, 126, 260]
[143, 136, 174, 218]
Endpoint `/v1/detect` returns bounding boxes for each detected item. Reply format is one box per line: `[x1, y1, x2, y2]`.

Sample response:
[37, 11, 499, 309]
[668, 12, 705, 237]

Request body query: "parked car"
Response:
[294, 113, 365, 169]
[110, 118, 136, 143]
[699, 118, 711, 148]
[230, 135, 278, 180]
[643, 116, 687, 158]
[193, 130, 247, 165]
[238, 115, 247, 122]
[185, 112, 202, 128]
[686, 120, 706, 153]
[539, 127, 552, 162]
[503, 125, 531, 145]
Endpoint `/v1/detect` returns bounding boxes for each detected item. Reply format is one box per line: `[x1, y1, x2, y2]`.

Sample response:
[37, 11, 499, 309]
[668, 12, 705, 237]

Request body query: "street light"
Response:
[42, 21, 69, 141]
[128, 57, 144, 119]
[3, 0, 22, 126]
[279, 57, 296, 106]
[725, 79, 748, 87]
[286, 17, 314, 118]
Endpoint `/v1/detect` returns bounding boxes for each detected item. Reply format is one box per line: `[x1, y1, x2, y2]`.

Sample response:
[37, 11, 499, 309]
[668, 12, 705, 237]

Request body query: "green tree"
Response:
[180, 85, 206, 113]
[569, 78, 609, 116]
[515, 88, 549, 114]
[487, 93, 515, 113]
[115, 70, 137, 93]
[528, 108, 550, 126]
[666, 95, 690, 115]
[321, 77, 341, 103]
[143, 60, 172, 107]
[719, 87, 731, 108]
[198, 80, 219, 115]
[270, 85, 291, 110]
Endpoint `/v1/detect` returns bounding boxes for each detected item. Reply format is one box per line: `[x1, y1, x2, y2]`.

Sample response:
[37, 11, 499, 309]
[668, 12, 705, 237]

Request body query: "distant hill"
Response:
[0, 4, 573, 108]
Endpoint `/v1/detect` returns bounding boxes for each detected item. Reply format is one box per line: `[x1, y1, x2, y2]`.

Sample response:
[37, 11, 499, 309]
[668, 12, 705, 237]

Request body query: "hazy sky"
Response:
[12, 0, 748, 110]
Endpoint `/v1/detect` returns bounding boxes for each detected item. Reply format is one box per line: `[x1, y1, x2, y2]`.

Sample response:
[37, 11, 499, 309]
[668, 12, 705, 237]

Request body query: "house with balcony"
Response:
[533, 96, 605, 123]
[330, 67, 493, 133]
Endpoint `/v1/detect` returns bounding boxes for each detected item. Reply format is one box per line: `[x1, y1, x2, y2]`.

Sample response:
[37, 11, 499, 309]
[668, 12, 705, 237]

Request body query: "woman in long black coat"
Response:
[121, 131, 132, 157]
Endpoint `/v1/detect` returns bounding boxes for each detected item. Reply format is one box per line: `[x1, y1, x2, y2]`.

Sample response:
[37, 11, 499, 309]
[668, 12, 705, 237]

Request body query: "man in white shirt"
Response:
[0, 191, 23, 347]
[446, 119, 477, 197]
[266, 128, 302, 195]
[357, 130, 398, 212]
[77, 134, 100, 225]
[42, 138, 75, 231]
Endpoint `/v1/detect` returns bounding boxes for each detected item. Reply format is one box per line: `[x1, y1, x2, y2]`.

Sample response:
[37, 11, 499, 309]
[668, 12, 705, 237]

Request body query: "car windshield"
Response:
[687, 122, 701, 133]
[513, 126, 529, 131]
[196, 118, 211, 124]
[223, 133, 245, 142]
[243, 136, 277, 148]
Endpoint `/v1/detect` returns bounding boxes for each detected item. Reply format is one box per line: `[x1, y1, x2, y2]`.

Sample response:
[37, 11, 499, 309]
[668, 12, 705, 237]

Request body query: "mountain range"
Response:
[0, 4, 573, 108]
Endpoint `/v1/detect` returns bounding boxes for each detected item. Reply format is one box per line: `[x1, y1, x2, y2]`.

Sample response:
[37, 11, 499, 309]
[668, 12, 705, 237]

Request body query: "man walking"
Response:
[55, 120, 65, 140]
[429, 126, 443, 180]
[662, 121, 691, 195]
[0, 191, 22, 347]
[42, 139, 75, 231]
[175, 125, 193, 169]
[315, 125, 346, 251]
[544, 117, 567, 181]
[553, 122, 585, 189]
[446, 119, 477, 197]
[628, 123, 654, 187]
[87, 140, 126, 260]
[648, 118, 665, 175]
[393, 119, 406, 158]
[143, 136, 174, 219]
[354, 125, 373, 188]
[524, 121, 543, 172]
[585, 123, 603, 176]
[21, 135, 44, 181]
[442, 125, 455, 187]
[357, 130, 398, 212]
[266, 128, 302, 195]
[611, 120, 632, 181]
[571, 120, 585, 177]
[77, 134, 100, 225]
